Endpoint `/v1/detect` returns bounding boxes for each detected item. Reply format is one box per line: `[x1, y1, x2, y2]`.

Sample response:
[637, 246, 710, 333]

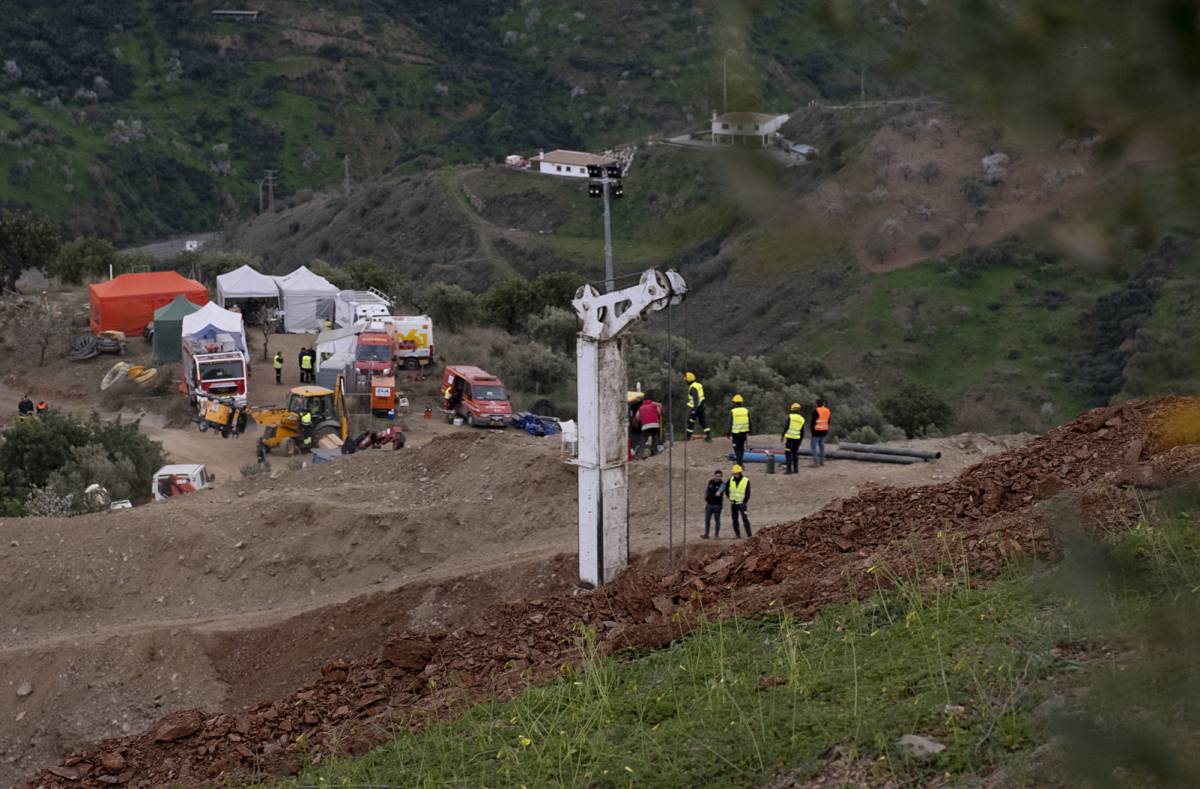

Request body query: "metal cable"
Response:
[681, 297, 688, 562]
[666, 302, 674, 564]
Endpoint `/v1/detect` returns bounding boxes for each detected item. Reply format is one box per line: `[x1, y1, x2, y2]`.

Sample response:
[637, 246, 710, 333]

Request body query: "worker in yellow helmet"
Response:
[685, 372, 711, 441]
[781, 402, 806, 475]
[725, 464, 751, 538]
[729, 393, 751, 465]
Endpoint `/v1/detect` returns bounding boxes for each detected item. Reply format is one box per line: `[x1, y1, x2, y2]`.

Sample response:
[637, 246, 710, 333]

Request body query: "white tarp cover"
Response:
[273, 265, 338, 332]
[315, 321, 367, 369]
[216, 265, 279, 306]
[182, 301, 248, 358]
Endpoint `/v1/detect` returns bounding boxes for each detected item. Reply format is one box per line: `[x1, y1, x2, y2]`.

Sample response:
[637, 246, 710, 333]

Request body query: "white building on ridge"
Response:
[710, 111, 790, 147]
[532, 149, 617, 178]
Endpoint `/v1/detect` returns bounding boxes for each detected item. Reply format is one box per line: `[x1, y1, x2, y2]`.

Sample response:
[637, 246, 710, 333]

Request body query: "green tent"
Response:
[152, 294, 201, 363]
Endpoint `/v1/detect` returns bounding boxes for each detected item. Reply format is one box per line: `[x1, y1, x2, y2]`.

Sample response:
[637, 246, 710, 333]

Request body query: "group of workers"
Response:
[16, 395, 48, 419]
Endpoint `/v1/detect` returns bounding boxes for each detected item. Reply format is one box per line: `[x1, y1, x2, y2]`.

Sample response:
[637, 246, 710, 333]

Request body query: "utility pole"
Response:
[572, 269, 688, 587]
[257, 179, 264, 213]
[264, 169, 276, 210]
[587, 163, 624, 292]
[343, 154, 352, 196]
[723, 49, 738, 114]
[861, 68, 866, 104]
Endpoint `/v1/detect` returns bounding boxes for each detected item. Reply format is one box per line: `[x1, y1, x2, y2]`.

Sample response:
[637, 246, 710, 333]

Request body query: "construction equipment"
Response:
[254, 374, 349, 455]
[196, 396, 237, 436]
[573, 268, 687, 587]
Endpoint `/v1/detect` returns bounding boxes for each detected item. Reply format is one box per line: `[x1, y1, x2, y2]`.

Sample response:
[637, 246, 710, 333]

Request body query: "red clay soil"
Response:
[28, 398, 1192, 788]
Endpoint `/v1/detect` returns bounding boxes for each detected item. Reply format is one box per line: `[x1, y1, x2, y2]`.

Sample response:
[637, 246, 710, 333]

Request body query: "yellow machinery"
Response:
[253, 375, 349, 455]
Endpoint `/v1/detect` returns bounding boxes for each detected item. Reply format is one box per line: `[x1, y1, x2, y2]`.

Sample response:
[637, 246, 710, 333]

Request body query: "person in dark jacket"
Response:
[17, 395, 34, 417]
[725, 464, 751, 538]
[701, 470, 724, 539]
[234, 406, 248, 438]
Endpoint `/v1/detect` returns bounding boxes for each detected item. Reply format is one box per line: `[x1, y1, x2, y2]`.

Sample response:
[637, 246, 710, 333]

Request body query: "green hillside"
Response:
[0, 0, 927, 242]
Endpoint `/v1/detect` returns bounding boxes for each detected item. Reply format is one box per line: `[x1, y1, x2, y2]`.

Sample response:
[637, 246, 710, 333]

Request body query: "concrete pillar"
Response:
[575, 335, 629, 587]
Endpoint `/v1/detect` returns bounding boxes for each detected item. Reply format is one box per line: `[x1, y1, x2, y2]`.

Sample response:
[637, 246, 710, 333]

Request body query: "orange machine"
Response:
[371, 375, 397, 417]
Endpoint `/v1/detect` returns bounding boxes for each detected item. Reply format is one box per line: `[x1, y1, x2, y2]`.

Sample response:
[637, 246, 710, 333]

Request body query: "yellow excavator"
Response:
[253, 374, 349, 456]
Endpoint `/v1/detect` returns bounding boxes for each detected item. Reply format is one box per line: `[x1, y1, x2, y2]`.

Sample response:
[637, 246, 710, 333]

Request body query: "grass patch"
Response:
[281, 485, 1200, 787]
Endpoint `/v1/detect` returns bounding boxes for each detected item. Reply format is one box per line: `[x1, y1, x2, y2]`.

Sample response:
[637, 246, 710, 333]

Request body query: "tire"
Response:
[100, 362, 130, 391]
[402, 357, 419, 370]
[198, 420, 209, 433]
[531, 399, 557, 417]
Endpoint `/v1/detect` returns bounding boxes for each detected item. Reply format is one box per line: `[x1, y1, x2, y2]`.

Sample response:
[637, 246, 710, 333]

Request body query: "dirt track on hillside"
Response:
[0, 425, 1019, 785]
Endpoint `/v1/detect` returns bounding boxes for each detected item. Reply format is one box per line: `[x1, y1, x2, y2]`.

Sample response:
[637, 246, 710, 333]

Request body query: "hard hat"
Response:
[732, 394, 744, 404]
[731, 464, 743, 474]
[685, 372, 695, 383]
[790, 402, 801, 411]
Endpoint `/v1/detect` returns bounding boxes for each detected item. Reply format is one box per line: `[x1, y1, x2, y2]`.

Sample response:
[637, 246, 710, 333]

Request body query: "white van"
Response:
[152, 464, 215, 502]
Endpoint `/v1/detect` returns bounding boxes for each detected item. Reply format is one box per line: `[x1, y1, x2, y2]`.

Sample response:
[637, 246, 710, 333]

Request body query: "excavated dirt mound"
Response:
[28, 398, 1191, 788]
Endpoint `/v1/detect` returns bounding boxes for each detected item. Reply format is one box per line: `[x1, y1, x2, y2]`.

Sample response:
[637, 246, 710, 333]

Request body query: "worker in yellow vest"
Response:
[726, 464, 752, 538]
[300, 349, 314, 383]
[685, 372, 711, 441]
[273, 351, 283, 384]
[810, 398, 831, 467]
[781, 402, 806, 474]
[729, 393, 751, 465]
[300, 410, 314, 450]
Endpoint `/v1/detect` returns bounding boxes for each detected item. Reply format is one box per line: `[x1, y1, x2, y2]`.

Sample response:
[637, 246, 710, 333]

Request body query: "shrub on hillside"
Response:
[0, 411, 165, 515]
[881, 382, 954, 439]
[51, 237, 119, 284]
[427, 282, 479, 332]
[496, 341, 571, 395]
[527, 306, 578, 355]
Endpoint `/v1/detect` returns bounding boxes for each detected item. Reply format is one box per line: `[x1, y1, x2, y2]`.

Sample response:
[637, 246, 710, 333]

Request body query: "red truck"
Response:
[441, 365, 512, 428]
[353, 322, 397, 384]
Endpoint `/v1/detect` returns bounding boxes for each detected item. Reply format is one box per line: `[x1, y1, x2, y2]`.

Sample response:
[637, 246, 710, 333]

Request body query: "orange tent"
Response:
[88, 272, 209, 336]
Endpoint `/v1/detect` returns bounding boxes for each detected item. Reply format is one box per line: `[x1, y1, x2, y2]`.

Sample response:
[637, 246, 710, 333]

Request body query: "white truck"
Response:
[335, 288, 392, 328]
[152, 464, 215, 502]
[392, 314, 435, 370]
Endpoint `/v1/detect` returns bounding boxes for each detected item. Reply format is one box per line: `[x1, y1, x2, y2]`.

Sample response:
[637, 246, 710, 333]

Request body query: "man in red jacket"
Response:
[636, 397, 664, 458]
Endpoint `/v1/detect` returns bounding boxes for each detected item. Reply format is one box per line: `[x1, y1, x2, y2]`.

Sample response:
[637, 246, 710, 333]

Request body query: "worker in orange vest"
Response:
[810, 398, 831, 467]
[35, 400, 48, 418]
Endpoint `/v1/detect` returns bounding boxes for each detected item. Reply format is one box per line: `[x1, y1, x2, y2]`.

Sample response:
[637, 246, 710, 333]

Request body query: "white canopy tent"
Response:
[181, 301, 249, 359]
[216, 265, 279, 307]
[315, 322, 364, 370]
[273, 265, 338, 333]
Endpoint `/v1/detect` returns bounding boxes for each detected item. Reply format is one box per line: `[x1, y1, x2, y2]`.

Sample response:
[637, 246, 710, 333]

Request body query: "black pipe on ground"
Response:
[835, 443, 942, 460]
[825, 449, 923, 465]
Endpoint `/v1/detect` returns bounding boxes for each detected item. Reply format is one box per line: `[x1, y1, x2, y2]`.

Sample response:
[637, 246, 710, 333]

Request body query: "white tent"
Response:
[315, 322, 364, 370]
[273, 265, 338, 333]
[182, 301, 248, 359]
[216, 265, 279, 307]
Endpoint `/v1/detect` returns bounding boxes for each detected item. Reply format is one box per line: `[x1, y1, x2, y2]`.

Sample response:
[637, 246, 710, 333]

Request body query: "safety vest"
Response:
[273, 355, 283, 370]
[730, 406, 750, 434]
[785, 413, 805, 439]
[301, 355, 313, 370]
[35, 402, 47, 413]
[687, 381, 705, 408]
[300, 412, 313, 426]
[323, 320, 332, 331]
[728, 477, 749, 504]
[814, 406, 831, 432]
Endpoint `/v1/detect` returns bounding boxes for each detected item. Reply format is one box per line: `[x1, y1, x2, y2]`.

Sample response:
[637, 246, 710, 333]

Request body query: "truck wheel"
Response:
[403, 357, 420, 370]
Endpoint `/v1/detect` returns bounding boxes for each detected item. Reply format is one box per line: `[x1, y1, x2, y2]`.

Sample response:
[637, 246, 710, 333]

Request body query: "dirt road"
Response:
[0, 425, 1024, 784]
